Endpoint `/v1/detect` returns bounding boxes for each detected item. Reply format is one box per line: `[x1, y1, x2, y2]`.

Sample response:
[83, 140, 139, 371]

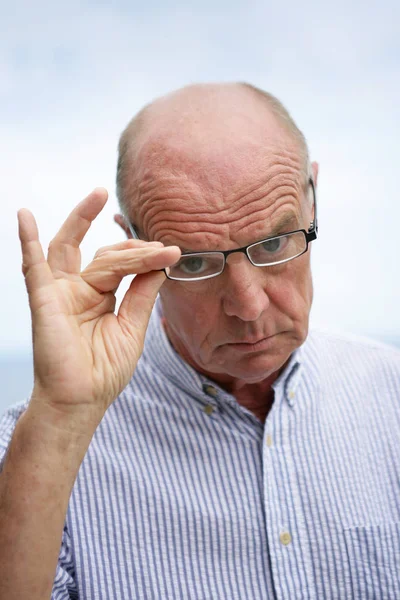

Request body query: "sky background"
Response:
[1, 0, 400, 358]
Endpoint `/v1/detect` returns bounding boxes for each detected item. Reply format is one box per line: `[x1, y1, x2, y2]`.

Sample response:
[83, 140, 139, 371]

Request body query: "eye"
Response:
[170, 253, 225, 280]
[178, 256, 208, 274]
[248, 235, 291, 265]
[261, 237, 283, 253]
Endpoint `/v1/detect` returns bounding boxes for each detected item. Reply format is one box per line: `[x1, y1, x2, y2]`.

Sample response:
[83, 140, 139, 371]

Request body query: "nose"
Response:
[221, 254, 270, 321]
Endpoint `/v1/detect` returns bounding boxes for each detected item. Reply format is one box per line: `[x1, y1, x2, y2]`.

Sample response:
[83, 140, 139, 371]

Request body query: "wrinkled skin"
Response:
[116, 84, 318, 421]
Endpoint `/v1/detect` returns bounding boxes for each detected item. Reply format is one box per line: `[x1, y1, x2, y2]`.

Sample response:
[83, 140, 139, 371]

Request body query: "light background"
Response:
[1, 0, 399, 408]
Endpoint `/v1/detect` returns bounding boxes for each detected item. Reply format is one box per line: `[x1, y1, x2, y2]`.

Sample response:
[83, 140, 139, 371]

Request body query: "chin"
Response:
[215, 351, 290, 383]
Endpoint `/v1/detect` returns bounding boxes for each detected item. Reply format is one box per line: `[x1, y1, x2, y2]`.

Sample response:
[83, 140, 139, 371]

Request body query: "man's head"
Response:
[115, 83, 318, 386]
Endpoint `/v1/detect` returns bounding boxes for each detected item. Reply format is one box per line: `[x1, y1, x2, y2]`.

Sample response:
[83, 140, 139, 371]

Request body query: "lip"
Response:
[222, 335, 277, 353]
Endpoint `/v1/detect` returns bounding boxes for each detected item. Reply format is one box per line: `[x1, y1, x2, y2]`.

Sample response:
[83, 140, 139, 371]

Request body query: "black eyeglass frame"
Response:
[125, 178, 318, 281]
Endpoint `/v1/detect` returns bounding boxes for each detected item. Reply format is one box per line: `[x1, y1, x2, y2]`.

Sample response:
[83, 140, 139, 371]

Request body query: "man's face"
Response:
[129, 99, 315, 385]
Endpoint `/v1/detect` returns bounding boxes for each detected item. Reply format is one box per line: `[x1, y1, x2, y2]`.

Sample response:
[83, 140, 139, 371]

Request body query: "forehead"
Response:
[132, 109, 306, 250]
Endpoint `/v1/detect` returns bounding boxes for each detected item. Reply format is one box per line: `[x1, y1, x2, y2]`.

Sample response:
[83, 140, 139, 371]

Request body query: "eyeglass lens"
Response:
[167, 231, 307, 281]
[248, 231, 306, 266]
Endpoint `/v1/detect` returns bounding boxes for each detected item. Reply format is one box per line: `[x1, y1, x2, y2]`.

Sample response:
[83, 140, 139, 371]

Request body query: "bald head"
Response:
[116, 82, 310, 222]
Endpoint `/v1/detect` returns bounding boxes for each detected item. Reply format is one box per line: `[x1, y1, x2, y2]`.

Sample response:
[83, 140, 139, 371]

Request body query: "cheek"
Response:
[267, 260, 313, 318]
[159, 285, 220, 336]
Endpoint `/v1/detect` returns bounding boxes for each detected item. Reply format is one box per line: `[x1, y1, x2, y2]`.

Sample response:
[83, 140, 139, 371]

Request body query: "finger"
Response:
[117, 270, 166, 346]
[81, 245, 181, 293]
[47, 188, 108, 275]
[18, 209, 54, 295]
[94, 238, 163, 259]
[92, 240, 165, 296]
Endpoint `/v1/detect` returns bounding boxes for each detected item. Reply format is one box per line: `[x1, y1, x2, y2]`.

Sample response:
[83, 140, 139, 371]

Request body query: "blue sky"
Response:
[1, 0, 399, 352]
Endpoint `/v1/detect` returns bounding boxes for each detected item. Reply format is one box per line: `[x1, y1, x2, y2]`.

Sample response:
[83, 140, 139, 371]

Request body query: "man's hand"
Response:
[0, 188, 180, 600]
[18, 187, 181, 434]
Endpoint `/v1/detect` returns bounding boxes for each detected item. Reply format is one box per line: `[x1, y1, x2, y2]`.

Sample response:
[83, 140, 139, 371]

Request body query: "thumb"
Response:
[117, 270, 166, 344]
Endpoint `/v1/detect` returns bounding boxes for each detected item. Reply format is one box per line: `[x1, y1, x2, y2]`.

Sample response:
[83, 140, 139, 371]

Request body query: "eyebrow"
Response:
[268, 212, 300, 237]
[178, 212, 301, 254]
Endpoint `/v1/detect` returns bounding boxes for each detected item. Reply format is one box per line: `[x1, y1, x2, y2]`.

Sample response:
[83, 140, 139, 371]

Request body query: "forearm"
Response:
[0, 404, 96, 600]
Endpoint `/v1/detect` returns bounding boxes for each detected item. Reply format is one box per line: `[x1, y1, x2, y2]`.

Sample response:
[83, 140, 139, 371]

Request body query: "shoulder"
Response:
[304, 329, 400, 386]
[307, 329, 400, 357]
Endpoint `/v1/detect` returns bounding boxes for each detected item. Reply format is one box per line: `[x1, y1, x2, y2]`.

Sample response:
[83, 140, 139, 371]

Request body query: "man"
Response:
[0, 83, 399, 600]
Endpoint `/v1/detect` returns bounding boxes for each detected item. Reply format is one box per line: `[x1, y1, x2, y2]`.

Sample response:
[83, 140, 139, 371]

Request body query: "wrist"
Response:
[30, 384, 105, 434]
[19, 402, 99, 465]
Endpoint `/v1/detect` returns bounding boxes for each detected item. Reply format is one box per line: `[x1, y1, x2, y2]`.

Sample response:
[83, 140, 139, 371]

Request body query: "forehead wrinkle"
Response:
[144, 206, 231, 241]
[139, 195, 216, 240]
[227, 158, 303, 208]
[134, 168, 208, 237]
[151, 208, 299, 252]
[151, 224, 231, 248]
[227, 179, 300, 225]
[134, 137, 305, 240]
[146, 197, 300, 253]
[137, 160, 213, 201]
[141, 185, 298, 243]
[135, 167, 226, 235]
[229, 202, 301, 239]
[139, 177, 304, 248]
[138, 162, 303, 232]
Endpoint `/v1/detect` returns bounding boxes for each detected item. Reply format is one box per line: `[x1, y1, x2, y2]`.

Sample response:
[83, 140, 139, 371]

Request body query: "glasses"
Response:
[126, 179, 318, 282]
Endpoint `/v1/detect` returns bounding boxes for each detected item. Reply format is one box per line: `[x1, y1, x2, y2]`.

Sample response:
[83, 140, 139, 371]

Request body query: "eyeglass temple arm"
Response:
[307, 178, 318, 238]
[124, 218, 141, 240]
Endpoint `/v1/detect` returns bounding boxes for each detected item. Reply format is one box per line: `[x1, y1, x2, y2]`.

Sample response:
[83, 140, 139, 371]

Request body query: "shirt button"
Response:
[266, 435, 273, 447]
[288, 390, 295, 400]
[280, 531, 292, 546]
[203, 404, 214, 416]
[204, 385, 218, 398]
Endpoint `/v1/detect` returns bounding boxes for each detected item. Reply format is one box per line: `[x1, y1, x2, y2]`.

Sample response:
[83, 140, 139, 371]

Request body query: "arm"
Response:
[0, 188, 180, 600]
[0, 405, 93, 600]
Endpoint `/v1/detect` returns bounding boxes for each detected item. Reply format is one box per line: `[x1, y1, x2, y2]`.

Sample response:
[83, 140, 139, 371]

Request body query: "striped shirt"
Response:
[1, 299, 400, 599]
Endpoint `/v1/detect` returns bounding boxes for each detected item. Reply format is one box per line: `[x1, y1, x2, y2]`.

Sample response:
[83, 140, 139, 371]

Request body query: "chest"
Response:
[67, 388, 400, 599]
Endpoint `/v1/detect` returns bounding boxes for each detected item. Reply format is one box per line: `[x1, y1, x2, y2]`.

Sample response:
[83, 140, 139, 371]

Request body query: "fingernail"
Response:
[148, 241, 164, 247]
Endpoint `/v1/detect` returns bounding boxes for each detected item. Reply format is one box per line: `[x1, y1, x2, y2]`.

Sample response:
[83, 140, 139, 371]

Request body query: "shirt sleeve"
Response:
[51, 524, 78, 599]
[0, 401, 79, 599]
[0, 399, 30, 470]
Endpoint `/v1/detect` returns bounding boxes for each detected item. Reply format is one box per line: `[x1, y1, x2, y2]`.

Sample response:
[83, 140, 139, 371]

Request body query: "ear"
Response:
[114, 214, 133, 238]
[311, 161, 319, 187]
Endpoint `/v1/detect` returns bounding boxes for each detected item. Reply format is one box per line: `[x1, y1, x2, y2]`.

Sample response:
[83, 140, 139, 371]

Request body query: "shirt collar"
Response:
[272, 347, 304, 408]
[143, 298, 305, 408]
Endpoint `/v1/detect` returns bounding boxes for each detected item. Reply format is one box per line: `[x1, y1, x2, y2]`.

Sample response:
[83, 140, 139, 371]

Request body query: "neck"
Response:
[223, 376, 277, 423]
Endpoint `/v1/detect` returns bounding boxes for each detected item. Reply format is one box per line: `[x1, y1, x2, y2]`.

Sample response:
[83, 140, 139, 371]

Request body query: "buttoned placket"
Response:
[198, 379, 265, 445]
[262, 362, 317, 599]
[201, 383, 219, 416]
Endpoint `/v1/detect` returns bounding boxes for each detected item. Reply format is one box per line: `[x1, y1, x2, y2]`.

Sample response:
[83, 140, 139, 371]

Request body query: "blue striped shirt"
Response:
[1, 300, 400, 599]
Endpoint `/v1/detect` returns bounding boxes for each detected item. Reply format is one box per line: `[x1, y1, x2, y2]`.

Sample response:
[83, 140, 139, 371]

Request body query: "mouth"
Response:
[222, 334, 278, 353]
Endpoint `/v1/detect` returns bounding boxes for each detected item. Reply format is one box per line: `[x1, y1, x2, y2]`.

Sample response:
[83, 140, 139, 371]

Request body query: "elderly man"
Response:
[0, 83, 399, 600]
